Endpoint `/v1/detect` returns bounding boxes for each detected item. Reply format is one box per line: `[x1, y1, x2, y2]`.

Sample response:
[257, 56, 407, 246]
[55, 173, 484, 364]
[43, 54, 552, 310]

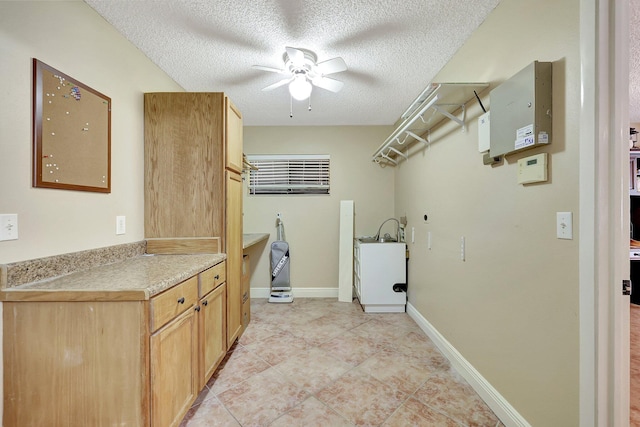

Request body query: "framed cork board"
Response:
[32, 59, 111, 193]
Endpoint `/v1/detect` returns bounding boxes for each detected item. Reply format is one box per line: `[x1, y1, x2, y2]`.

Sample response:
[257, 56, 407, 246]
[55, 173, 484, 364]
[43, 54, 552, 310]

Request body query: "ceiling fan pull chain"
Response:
[290, 95, 293, 118]
[308, 94, 312, 112]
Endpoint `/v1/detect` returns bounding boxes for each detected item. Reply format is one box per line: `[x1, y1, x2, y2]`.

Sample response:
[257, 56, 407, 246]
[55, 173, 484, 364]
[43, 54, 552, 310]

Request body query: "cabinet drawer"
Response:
[199, 261, 226, 296]
[242, 298, 250, 330]
[150, 276, 198, 332]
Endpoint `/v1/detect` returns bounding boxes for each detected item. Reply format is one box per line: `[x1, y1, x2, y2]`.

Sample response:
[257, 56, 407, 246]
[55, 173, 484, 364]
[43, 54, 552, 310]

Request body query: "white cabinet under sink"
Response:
[353, 239, 407, 312]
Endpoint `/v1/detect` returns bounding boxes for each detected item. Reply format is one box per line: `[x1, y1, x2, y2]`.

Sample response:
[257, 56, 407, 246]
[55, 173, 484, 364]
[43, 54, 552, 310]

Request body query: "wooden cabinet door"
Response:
[226, 171, 243, 346]
[150, 307, 198, 427]
[225, 97, 243, 174]
[3, 301, 148, 427]
[199, 282, 226, 388]
[144, 92, 225, 239]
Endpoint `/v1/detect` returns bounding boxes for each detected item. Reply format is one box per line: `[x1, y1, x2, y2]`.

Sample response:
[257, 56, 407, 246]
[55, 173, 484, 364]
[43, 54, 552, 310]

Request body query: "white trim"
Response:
[338, 200, 355, 303]
[406, 303, 531, 427]
[578, 1, 598, 424]
[610, 0, 631, 424]
[251, 287, 339, 299]
[360, 304, 405, 313]
[579, 0, 630, 425]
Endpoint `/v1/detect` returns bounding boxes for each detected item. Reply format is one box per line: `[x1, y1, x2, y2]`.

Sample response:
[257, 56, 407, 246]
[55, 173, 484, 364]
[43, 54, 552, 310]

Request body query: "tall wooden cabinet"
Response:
[226, 171, 243, 345]
[225, 99, 243, 174]
[225, 98, 244, 345]
[144, 92, 244, 347]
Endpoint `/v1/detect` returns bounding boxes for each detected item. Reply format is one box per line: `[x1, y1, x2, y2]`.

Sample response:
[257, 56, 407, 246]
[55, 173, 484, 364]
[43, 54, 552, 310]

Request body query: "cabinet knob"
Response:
[214, 274, 220, 280]
[177, 297, 185, 304]
[202, 300, 208, 306]
[195, 305, 201, 312]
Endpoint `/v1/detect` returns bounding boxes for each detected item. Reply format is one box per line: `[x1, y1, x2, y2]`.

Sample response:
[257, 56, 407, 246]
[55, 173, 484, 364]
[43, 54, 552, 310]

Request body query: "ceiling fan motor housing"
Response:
[284, 49, 317, 78]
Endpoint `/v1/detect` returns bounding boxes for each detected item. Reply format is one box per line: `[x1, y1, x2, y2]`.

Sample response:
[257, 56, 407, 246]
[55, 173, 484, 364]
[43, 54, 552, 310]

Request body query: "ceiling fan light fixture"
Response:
[254, 47, 346, 112]
[289, 74, 313, 101]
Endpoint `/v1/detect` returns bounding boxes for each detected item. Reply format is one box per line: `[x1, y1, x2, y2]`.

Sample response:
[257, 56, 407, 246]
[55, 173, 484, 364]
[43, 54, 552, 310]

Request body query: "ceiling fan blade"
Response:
[261, 77, 292, 91]
[311, 76, 344, 93]
[252, 65, 285, 73]
[316, 57, 347, 75]
[285, 46, 305, 66]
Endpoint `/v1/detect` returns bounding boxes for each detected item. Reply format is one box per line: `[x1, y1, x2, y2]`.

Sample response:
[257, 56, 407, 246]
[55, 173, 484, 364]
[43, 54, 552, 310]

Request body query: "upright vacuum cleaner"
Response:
[269, 214, 293, 303]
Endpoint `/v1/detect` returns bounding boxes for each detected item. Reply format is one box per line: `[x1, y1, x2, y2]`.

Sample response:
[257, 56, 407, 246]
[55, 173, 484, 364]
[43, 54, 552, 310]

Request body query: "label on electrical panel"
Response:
[516, 124, 533, 139]
[514, 124, 535, 150]
[538, 131, 549, 144]
[515, 135, 535, 150]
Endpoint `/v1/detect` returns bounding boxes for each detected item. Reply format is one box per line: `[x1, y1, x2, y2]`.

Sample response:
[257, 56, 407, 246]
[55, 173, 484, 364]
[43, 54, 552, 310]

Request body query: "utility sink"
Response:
[359, 218, 402, 244]
[357, 237, 379, 243]
[357, 236, 398, 243]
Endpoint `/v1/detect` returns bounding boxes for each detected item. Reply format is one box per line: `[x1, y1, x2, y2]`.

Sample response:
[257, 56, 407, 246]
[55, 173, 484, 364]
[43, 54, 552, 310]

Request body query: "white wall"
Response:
[243, 126, 395, 292]
[394, 0, 580, 425]
[0, 1, 183, 264]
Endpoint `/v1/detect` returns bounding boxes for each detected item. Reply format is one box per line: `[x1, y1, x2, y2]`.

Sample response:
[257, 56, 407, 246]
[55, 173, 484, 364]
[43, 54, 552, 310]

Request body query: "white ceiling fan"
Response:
[253, 47, 347, 102]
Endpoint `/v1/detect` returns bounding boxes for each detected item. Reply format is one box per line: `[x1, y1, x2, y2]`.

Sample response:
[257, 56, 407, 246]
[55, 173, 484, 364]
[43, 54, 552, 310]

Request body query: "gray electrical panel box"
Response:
[489, 61, 552, 157]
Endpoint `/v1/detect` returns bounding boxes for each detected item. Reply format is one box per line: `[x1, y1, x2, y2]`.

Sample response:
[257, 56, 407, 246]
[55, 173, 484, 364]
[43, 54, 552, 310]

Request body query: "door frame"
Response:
[579, 0, 630, 425]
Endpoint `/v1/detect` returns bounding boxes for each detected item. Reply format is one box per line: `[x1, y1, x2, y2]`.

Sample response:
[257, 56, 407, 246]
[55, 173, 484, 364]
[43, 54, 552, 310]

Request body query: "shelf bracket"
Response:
[381, 152, 398, 165]
[388, 147, 408, 161]
[405, 131, 429, 146]
[431, 103, 467, 131]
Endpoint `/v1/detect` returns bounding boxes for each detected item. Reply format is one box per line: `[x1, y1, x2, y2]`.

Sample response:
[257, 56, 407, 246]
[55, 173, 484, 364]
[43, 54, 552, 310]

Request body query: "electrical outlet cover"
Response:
[116, 216, 126, 235]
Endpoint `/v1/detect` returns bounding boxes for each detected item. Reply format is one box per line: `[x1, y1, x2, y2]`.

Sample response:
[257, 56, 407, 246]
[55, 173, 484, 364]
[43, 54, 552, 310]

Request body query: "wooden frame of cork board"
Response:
[32, 59, 111, 193]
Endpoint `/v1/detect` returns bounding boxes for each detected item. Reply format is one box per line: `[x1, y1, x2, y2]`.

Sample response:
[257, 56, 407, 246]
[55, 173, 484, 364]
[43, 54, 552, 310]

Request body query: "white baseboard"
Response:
[406, 303, 531, 427]
[251, 287, 339, 299]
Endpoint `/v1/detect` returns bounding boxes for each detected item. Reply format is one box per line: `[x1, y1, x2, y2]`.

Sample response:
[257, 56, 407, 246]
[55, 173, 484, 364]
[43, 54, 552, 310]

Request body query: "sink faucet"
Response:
[374, 218, 401, 242]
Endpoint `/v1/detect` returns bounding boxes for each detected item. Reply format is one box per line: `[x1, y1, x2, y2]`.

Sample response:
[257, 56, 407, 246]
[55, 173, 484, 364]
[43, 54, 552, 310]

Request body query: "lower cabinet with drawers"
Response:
[197, 261, 227, 388]
[3, 260, 228, 427]
[241, 254, 250, 331]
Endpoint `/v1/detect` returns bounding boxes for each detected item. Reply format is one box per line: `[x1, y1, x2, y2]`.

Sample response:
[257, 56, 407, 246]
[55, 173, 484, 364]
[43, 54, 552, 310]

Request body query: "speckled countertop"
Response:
[1, 253, 225, 302]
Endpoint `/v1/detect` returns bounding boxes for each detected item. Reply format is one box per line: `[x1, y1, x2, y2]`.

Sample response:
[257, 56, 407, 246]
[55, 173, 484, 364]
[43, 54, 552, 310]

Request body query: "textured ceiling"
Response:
[84, 0, 500, 126]
[84, 1, 640, 126]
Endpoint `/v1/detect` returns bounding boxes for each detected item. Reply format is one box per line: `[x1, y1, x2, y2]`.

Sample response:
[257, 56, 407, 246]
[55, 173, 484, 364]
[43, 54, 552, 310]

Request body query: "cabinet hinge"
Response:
[623, 279, 632, 296]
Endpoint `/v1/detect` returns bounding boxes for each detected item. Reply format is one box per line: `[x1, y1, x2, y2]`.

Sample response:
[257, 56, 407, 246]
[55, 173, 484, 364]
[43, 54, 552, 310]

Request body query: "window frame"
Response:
[246, 154, 330, 195]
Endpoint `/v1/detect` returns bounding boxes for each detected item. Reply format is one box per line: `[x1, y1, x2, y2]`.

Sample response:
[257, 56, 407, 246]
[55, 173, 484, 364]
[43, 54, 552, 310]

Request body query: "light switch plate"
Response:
[0, 214, 18, 241]
[557, 212, 573, 239]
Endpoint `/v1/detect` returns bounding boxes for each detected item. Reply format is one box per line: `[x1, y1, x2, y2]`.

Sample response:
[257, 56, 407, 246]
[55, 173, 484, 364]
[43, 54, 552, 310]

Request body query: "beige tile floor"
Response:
[180, 298, 503, 427]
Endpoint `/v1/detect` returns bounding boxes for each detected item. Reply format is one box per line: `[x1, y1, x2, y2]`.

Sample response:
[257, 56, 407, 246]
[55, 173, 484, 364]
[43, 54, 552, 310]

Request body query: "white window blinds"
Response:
[246, 154, 330, 195]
